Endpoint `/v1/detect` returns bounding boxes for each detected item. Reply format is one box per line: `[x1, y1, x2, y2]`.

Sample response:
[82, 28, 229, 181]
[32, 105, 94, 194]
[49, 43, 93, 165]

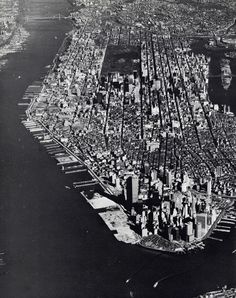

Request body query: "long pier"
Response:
[22, 118, 113, 195]
[73, 179, 99, 188]
[25, 14, 70, 21]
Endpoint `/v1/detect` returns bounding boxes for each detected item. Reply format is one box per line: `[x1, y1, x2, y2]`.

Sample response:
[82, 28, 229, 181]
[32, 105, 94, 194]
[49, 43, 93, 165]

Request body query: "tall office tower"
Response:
[166, 170, 173, 187]
[151, 169, 158, 181]
[207, 177, 212, 196]
[184, 221, 195, 241]
[196, 213, 208, 237]
[215, 165, 222, 178]
[126, 175, 139, 206]
[195, 222, 202, 239]
[186, 222, 193, 236]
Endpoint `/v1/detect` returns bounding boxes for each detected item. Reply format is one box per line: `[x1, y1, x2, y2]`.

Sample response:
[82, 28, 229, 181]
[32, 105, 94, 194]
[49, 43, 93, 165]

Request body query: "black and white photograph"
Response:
[0, 0, 236, 297]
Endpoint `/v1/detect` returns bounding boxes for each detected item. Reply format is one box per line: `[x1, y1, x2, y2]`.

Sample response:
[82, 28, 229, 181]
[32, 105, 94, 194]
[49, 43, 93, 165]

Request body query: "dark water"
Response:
[209, 57, 236, 113]
[0, 1, 235, 298]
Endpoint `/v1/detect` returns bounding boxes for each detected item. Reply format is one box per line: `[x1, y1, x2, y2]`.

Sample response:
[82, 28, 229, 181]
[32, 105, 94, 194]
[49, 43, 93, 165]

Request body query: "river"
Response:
[0, 1, 235, 298]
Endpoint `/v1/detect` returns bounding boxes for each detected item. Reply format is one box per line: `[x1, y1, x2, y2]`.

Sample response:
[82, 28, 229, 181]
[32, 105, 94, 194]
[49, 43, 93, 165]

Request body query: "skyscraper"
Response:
[126, 175, 139, 206]
[207, 177, 212, 196]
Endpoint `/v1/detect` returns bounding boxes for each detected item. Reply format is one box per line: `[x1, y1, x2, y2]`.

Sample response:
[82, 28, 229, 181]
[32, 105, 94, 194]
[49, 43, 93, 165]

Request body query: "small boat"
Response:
[153, 281, 159, 288]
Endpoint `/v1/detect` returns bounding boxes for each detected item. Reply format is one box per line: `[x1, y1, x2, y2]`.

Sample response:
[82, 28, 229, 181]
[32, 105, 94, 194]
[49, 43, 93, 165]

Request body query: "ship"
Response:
[197, 286, 236, 298]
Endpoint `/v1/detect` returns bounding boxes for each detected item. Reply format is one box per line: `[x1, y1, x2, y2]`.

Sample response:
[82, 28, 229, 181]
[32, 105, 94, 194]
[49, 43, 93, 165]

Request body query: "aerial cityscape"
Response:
[0, 0, 236, 297]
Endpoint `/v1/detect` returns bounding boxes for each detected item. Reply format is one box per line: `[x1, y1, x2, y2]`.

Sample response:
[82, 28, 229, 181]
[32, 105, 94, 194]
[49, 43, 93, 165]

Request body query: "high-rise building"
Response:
[168, 226, 173, 241]
[166, 170, 173, 187]
[162, 201, 171, 215]
[196, 213, 208, 236]
[215, 166, 222, 178]
[195, 222, 202, 239]
[207, 213, 212, 226]
[141, 228, 148, 237]
[173, 227, 180, 241]
[186, 222, 193, 236]
[126, 175, 139, 206]
[207, 177, 212, 196]
[151, 169, 158, 181]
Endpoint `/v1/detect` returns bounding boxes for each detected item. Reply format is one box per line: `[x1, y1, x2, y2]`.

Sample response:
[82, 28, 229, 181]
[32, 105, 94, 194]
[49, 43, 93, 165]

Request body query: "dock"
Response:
[62, 164, 85, 171]
[208, 236, 223, 242]
[213, 228, 231, 233]
[65, 169, 88, 175]
[220, 220, 235, 225]
[57, 160, 79, 166]
[21, 118, 111, 195]
[73, 179, 99, 188]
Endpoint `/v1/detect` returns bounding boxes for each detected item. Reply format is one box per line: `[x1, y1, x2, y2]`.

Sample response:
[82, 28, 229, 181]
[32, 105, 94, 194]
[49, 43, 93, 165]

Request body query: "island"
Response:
[21, 0, 236, 253]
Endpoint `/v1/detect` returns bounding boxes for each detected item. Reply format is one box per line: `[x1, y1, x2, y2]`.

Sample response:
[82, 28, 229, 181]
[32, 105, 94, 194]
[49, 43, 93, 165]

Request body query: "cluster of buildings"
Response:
[32, 4, 109, 153]
[126, 171, 222, 242]
[29, 0, 236, 246]
[123, 0, 236, 40]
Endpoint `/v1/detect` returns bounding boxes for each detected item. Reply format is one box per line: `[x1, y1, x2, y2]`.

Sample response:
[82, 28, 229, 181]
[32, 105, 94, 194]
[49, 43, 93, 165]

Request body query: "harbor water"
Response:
[0, 1, 235, 297]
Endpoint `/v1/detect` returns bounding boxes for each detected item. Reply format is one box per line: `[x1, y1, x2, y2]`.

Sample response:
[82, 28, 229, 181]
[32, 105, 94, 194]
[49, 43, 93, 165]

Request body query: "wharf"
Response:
[81, 192, 141, 244]
[208, 236, 223, 242]
[22, 117, 112, 195]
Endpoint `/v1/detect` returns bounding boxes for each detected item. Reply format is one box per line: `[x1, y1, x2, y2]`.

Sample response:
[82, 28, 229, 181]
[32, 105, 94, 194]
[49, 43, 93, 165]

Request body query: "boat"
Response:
[196, 286, 236, 298]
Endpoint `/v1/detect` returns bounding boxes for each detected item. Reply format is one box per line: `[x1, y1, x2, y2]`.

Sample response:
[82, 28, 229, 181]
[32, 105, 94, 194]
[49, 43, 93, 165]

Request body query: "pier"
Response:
[213, 228, 231, 233]
[22, 118, 112, 195]
[208, 236, 223, 242]
[73, 179, 99, 188]
[25, 14, 70, 22]
[65, 169, 88, 175]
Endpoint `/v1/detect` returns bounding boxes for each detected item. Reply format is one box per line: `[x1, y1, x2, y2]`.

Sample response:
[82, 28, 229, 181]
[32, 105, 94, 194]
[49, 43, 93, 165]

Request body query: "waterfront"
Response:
[0, 1, 235, 298]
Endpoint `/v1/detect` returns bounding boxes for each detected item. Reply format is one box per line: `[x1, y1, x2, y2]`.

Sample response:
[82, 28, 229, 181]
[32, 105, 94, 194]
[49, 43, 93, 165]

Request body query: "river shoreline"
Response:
[0, 1, 236, 297]
[23, 1, 236, 256]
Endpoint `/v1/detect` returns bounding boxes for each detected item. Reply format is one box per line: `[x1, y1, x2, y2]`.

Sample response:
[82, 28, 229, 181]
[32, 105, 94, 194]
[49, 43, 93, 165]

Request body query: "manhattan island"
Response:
[23, 0, 236, 253]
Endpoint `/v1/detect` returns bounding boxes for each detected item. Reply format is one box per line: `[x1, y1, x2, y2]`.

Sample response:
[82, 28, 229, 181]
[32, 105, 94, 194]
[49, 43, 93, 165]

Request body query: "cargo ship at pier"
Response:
[197, 286, 236, 298]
